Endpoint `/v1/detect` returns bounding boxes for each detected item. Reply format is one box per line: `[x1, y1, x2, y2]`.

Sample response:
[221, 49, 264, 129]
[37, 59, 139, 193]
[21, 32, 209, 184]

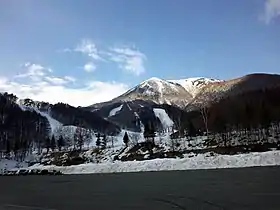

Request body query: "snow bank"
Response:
[153, 108, 174, 129]
[0, 159, 28, 172]
[109, 104, 123, 117]
[27, 151, 280, 174]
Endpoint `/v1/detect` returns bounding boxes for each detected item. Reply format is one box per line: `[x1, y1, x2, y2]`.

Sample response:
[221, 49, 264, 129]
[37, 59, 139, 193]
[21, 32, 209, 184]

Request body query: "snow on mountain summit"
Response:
[117, 77, 192, 106]
[169, 77, 223, 97]
[90, 76, 222, 109]
[138, 77, 180, 96]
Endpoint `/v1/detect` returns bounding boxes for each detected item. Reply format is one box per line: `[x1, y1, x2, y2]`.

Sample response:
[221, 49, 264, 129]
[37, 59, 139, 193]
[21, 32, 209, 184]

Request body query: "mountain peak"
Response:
[145, 77, 162, 81]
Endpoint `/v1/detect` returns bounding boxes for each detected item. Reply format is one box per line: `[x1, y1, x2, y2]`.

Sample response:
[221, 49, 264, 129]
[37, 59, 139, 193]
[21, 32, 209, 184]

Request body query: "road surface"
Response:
[1, 166, 280, 210]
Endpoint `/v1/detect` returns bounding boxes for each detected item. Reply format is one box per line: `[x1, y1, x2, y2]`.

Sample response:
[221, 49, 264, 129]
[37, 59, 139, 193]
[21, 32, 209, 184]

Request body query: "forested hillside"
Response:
[0, 93, 50, 160]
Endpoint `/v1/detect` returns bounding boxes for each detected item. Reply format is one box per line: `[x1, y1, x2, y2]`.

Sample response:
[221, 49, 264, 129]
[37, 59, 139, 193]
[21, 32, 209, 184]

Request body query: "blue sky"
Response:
[0, 0, 280, 106]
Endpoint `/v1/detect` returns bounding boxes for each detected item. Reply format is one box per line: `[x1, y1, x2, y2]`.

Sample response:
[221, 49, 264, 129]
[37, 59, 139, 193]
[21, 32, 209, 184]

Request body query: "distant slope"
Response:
[90, 77, 193, 109]
[169, 77, 222, 97]
[187, 73, 280, 110]
[18, 99, 121, 135]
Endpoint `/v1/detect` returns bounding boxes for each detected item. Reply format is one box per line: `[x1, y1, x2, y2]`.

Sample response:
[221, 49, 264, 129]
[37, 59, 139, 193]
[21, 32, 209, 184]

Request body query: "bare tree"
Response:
[200, 106, 209, 138]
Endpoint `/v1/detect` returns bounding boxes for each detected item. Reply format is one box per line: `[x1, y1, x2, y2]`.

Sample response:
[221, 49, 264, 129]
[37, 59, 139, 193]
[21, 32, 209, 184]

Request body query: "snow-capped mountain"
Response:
[91, 77, 220, 109]
[169, 77, 223, 97]
[4, 73, 280, 139]
[115, 77, 193, 107]
[187, 73, 280, 110]
[86, 76, 223, 131]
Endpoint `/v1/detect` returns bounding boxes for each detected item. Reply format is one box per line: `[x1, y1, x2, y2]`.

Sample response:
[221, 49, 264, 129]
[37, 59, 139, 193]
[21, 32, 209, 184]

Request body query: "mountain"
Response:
[2, 73, 280, 161]
[187, 73, 280, 110]
[17, 98, 121, 136]
[90, 77, 221, 110]
[87, 73, 280, 133]
[2, 73, 280, 141]
[85, 76, 222, 131]
[169, 77, 223, 97]
[88, 99, 177, 132]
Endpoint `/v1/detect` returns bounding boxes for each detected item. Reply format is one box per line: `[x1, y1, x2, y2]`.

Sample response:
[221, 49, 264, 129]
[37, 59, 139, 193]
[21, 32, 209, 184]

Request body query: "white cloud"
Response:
[84, 62, 96, 72]
[109, 47, 147, 76]
[64, 76, 76, 82]
[15, 63, 52, 81]
[0, 63, 128, 107]
[62, 41, 147, 75]
[45, 76, 75, 85]
[0, 78, 128, 107]
[75, 39, 103, 60]
[261, 0, 280, 24]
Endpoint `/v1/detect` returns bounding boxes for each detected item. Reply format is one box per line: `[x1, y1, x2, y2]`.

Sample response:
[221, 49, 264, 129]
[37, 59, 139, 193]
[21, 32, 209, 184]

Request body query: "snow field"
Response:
[153, 108, 174, 129]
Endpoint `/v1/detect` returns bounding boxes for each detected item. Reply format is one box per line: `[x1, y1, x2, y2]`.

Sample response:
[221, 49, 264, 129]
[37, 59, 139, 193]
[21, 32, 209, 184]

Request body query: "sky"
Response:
[0, 0, 280, 107]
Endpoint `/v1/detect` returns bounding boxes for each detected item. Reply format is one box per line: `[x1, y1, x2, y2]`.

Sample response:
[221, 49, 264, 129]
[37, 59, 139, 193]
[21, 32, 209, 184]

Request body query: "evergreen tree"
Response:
[123, 132, 129, 147]
[143, 123, 151, 140]
[150, 123, 156, 145]
[57, 135, 64, 151]
[45, 137, 51, 153]
[101, 134, 107, 149]
[96, 133, 101, 148]
[144, 122, 156, 145]
[50, 135, 56, 151]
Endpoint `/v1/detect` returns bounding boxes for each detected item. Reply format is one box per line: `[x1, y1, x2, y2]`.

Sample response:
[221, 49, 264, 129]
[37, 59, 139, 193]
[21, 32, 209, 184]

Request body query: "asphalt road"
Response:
[1, 166, 280, 210]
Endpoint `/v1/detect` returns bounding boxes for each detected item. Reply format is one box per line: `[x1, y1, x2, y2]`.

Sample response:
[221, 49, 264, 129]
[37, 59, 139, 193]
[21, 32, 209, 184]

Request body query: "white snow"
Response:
[153, 108, 174, 129]
[36, 109, 62, 134]
[170, 77, 221, 97]
[109, 104, 123, 117]
[26, 150, 280, 174]
[126, 103, 132, 111]
[17, 103, 62, 135]
[0, 159, 28, 172]
[17, 104, 27, 111]
[139, 77, 180, 97]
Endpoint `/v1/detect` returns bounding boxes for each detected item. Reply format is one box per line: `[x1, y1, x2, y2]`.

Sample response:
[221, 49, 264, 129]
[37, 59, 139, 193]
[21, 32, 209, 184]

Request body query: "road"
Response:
[0, 166, 280, 210]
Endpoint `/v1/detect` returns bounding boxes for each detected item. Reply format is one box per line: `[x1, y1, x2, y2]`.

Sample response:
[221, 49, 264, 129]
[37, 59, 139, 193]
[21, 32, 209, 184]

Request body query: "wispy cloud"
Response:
[1, 62, 128, 107]
[45, 76, 76, 85]
[84, 62, 96, 72]
[61, 39, 104, 73]
[15, 62, 52, 81]
[61, 40, 147, 76]
[64, 76, 76, 83]
[261, 0, 280, 24]
[109, 47, 147, 76]
[75, 39, 103, 61]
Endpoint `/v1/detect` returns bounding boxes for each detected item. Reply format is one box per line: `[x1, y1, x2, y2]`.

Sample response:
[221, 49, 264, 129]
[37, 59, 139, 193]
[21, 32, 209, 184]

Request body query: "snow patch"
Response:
[108, 104, 123, 117]
[153, 108, 174, 129]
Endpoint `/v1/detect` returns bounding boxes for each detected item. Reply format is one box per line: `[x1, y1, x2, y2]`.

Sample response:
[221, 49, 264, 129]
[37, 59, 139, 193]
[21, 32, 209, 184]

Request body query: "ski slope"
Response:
[153, 108, 174, 129]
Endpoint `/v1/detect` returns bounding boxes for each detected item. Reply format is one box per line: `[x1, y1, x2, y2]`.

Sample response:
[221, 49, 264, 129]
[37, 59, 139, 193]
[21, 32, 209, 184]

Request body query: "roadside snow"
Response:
[153, 108, 174, 129]
[109, 104, 123, 117]
[26, 151, 280, 174]
[0, 159, 28, 172]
